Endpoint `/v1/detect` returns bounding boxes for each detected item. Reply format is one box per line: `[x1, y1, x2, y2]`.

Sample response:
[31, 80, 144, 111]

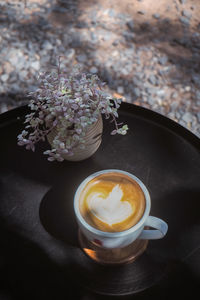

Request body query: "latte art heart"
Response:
[79, 172, 146, 232]
[88, 185, 133, 226]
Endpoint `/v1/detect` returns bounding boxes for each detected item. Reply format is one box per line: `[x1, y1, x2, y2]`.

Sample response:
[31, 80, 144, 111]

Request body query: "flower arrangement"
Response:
[17, 61, 128, 161]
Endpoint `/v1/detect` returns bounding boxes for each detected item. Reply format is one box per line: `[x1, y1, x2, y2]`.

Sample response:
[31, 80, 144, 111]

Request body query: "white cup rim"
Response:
[74, 169, 151, 238]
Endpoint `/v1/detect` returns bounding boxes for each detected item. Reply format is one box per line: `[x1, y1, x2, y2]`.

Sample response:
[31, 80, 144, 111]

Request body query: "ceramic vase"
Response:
[47, 115, 103, 161]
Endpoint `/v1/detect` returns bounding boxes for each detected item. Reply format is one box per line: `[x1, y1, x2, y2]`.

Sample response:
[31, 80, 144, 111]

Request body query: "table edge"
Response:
[0, 103, 199, 151]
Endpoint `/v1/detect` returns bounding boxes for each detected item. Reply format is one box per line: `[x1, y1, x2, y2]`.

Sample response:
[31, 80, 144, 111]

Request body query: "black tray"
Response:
[0, 103, 199, 299]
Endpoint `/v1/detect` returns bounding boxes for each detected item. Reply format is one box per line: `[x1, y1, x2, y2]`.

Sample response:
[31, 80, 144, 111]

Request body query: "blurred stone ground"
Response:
[0, 0, 200, 137]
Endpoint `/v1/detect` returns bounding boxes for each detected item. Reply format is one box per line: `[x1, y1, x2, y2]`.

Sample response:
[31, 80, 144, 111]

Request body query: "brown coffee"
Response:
[79, 172, 146, 232]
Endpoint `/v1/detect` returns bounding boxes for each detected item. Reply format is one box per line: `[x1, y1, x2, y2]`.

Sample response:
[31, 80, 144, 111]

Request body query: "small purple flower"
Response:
[111, 130, 117, 135]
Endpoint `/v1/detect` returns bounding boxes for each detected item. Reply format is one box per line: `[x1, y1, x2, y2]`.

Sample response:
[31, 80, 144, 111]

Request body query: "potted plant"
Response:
[17, 61, 128, 162]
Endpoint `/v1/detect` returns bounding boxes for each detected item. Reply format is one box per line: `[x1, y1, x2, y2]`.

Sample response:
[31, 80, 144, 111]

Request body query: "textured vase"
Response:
[47, 116, 103, 161]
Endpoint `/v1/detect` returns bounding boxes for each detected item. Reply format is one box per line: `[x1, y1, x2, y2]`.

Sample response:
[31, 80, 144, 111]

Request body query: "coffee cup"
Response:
[74, 169, 168, 253]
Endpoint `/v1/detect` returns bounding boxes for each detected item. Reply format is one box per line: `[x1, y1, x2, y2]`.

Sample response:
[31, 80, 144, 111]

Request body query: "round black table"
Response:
[0, 103, 199, 300]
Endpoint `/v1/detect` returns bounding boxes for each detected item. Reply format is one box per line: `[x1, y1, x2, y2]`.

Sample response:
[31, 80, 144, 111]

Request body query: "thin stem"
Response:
[111, 114, 119, 130]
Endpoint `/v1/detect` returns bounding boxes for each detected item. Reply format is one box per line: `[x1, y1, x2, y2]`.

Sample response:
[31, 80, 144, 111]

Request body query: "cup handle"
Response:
[138, 216, 168, 240]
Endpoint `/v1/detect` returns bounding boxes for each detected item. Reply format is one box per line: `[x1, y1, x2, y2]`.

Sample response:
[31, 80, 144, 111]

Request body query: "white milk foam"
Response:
[88, 184, 133, 226]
